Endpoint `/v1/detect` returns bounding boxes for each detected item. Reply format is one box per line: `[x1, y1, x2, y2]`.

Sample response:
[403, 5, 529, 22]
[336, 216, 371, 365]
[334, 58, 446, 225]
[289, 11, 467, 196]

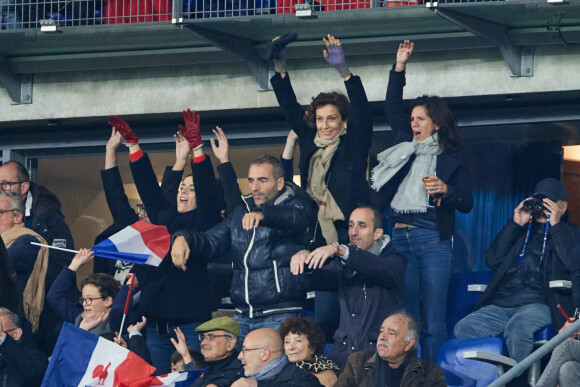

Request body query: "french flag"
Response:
[92, 221, 170, 266]
[42, 323, 156, 386]
[119, 371, 202, 387]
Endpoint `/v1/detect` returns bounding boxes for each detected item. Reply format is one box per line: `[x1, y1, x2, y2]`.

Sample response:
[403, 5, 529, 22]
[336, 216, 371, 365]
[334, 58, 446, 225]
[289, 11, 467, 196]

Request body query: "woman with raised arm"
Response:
[370, 40, 473, 362]
[268, 33, 373, 246]
[107, 111, 222, 374]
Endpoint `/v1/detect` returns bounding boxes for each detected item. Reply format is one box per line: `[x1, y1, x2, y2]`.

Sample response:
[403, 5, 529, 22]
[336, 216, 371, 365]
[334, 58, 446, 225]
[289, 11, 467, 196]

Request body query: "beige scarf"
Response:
[307, 127, 347, 244]
[2, 223, 49, 333]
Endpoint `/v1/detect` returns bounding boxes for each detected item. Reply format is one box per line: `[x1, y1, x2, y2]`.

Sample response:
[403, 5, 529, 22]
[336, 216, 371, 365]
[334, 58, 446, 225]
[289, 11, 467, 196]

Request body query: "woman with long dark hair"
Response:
[371, 40, 473, 362]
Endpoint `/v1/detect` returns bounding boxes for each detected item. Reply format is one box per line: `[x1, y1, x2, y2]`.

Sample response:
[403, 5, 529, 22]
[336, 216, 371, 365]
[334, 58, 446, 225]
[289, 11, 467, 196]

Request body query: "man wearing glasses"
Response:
[0, 191, 49, 337]
[232, 328, 322, 387]
[0, 307, 48, 386]
[174, 316, 244, 386]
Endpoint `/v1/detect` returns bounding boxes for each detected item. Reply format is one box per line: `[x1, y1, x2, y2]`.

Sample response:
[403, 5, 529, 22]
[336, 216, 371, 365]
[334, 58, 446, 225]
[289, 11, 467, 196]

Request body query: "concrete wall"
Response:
[1, 44, 579, 121]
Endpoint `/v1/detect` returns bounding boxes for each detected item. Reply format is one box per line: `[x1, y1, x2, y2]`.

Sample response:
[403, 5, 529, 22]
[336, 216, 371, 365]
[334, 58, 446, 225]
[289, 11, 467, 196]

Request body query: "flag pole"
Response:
[31, 242, 79, 254]
[117, 274, 136, 343]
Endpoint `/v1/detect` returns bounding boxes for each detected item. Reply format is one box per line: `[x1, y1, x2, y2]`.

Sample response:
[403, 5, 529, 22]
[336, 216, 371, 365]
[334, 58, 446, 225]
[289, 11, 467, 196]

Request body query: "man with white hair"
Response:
[335, 313, 446, 387]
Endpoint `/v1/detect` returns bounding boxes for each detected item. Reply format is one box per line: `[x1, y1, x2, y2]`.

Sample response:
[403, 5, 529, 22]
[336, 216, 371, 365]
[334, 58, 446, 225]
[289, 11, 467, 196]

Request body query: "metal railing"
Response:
[0, 0, 424, 29]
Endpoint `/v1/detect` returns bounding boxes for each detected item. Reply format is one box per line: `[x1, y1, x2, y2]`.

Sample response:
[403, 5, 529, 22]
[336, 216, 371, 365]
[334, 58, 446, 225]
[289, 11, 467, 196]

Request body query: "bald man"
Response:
[232, 328, 323, 387]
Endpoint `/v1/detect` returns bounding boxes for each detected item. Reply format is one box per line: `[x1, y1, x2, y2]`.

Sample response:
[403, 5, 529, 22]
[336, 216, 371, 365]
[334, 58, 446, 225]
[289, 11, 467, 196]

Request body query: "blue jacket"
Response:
[177, 164, 318, 318]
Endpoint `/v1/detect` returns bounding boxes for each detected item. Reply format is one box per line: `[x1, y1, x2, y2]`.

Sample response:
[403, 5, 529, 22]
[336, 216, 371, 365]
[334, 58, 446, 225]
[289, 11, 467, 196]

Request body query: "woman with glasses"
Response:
[370, 40, 473, 362]
[47, 249, 128, 335]
[279, 316, 340, 387]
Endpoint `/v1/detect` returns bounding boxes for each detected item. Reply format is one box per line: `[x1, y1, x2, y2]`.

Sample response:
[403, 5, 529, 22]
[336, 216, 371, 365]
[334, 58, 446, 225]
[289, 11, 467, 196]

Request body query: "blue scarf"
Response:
[248, 354, 289, 380]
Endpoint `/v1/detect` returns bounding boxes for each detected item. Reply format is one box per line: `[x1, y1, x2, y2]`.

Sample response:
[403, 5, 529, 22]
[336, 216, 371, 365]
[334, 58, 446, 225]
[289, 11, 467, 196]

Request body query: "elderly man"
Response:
[335, 313, 445, 387]
[0, 307, 48, 386]
[455, 178, 579, 362]
[0, 191, 49, 335]
[178, 316, 243, 387]
[172, 155, 318, 340]
[291, 205, 406, 368]
[231, 328, 323, 387]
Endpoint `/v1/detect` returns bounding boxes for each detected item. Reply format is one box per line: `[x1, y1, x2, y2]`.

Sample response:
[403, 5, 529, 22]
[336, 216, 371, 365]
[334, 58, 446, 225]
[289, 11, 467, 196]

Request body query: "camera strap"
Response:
[518, 213, 551, 270]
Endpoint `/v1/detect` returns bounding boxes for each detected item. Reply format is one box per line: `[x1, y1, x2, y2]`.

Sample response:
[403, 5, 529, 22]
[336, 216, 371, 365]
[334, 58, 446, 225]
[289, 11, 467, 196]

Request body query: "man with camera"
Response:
[454, 178, 578, 362]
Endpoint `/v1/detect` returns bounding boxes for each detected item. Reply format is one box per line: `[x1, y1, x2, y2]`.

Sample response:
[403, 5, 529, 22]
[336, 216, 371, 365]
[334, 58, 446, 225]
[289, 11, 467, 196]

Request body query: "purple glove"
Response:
[178, 109, 203, 149]
[324, 44, 351, 78]
[266, 32, 298, 61]
[108, 116, 139, 144]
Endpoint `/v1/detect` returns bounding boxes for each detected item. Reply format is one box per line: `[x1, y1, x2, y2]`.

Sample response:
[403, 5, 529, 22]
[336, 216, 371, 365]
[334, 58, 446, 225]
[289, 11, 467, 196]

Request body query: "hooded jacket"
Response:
[177, 179, 318, 318]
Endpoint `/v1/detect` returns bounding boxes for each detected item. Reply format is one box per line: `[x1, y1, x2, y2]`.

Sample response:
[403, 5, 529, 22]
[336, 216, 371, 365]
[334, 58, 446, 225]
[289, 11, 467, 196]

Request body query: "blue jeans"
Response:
[146, 321, 202, 375]
[391, 227, 452, 362]
[454, 303, 551, 362]
[233, 312, 299, 344]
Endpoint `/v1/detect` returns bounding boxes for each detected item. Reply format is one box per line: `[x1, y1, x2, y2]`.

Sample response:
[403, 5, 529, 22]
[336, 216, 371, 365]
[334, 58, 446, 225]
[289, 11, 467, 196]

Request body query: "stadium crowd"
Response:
[0, 34, 579, 387]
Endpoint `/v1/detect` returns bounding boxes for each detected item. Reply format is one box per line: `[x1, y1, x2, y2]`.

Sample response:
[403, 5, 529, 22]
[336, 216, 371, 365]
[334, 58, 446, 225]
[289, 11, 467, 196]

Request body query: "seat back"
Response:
[437, 337, 503, 387]
[446, 271, 493, 339]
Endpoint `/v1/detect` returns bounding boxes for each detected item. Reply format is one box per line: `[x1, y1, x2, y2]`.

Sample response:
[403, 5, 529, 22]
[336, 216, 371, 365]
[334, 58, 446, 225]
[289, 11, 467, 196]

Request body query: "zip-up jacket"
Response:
[306, 235, 406, 369]
[175, 178, 318, 318]
[335, 350, 446, 387]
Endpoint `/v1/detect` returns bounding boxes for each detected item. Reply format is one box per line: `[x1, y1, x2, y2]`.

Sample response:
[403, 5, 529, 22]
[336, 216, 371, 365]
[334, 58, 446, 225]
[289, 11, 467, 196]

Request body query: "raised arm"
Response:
[101, 128, 139, 225]
[212, 127, 244, 214]
[386, 40, 415, 144]
[281, 130, 298, 183]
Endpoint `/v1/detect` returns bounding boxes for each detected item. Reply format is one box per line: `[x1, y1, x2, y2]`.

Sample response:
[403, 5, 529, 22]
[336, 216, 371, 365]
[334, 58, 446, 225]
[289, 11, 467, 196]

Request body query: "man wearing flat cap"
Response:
[455, 178, 579, 362]
[185, 316, 244, 387]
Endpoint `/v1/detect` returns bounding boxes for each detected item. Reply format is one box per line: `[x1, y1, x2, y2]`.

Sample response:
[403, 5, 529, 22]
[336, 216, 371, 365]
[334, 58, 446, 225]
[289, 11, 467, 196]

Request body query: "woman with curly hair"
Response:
[370, 40, 473, 362]
[268, 33, 373, 246]
[279, 316, 340, 387]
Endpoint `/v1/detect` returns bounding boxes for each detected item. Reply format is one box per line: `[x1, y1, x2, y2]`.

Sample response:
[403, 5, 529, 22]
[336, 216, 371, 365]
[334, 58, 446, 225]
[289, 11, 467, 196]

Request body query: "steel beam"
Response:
[182, 24, 272, 91]
[432, 7, 533, 77]
[0, 56, 32, 104]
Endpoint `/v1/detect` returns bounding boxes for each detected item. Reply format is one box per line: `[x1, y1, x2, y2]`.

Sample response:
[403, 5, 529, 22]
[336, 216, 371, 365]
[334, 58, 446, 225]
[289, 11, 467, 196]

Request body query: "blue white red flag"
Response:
[92, 221, 170, 266]
[119, 370, 203, 387]
[42, 322, 156, 387]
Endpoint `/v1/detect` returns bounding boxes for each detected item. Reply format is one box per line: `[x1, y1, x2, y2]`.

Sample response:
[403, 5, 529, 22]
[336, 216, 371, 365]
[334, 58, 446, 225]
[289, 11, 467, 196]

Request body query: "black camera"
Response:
[522, 194, 547, 212]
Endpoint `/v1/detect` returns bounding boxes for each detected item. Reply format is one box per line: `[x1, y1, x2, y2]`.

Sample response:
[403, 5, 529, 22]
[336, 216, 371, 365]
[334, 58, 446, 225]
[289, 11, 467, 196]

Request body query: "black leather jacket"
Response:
[177, 180, 318, 318]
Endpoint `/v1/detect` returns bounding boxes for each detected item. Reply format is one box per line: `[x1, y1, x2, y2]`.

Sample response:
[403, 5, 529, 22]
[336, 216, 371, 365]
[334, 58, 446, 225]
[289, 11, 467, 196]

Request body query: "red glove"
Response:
[108, 116, 139, 145]
[178, 109, 203, 149]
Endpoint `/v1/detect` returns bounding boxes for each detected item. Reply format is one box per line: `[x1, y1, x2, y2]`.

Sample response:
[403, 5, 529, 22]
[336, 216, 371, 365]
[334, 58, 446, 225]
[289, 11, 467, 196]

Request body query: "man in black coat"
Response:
[0, 307, 48, 387]
[172, 155, 318, 341]
[454, 178, 579, 362]
[231, 328, 323, 387]
[290, 205, 406, 369]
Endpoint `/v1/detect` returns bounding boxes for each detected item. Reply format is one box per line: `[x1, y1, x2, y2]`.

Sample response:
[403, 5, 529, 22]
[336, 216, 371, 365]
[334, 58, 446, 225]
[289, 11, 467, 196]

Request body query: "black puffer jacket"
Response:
[178, 180, 318, 318]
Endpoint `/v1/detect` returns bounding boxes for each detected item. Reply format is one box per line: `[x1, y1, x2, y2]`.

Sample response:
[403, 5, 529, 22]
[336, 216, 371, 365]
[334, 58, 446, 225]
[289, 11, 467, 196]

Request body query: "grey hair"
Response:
[392, 311, 419, 351]
[0, 307, 20, 329]
[0, 191, 25, 215]
[250, 155, 285, 181]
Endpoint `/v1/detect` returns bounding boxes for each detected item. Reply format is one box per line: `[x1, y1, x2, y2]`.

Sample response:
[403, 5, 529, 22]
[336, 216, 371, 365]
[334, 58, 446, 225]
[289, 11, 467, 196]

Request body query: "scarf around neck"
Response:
[248, 354, 289, 380]
[2, 223, 49, 333]
[307, 127, 347, 244]
[371, 133, 440, 214]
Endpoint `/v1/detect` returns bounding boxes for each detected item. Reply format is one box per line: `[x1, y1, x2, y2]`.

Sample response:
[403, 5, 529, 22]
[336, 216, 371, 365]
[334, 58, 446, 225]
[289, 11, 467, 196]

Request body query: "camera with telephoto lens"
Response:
[522, 194, 547, 212]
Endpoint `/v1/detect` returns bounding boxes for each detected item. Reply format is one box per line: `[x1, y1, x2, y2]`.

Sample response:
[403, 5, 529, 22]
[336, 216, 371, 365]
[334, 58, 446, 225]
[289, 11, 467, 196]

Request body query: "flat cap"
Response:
[195, 316, 239, 337]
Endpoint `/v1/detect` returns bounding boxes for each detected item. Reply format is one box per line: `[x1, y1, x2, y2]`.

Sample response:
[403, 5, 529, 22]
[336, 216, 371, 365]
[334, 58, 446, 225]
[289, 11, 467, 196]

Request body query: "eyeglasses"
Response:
[0, 209, 16, 216]
[4, 327, 17, 334]
[198, 333, 233, 342]
[0, 181, 22, 190]
[79, 296, 105, 305]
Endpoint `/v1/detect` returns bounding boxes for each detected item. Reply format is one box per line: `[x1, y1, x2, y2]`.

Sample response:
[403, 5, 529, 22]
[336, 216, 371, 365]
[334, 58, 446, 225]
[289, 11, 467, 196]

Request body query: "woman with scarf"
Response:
[370, 40, 473, 363]
[268, 33, 373, 246]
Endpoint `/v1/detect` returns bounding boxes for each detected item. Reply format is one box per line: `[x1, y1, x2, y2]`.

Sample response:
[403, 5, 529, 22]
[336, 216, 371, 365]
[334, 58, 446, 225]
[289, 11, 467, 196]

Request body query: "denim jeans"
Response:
[454, 303, 552, 362]
[233, 312, 299, 344]
[146, 321, 202, 375]
[391, 227, 452, 362]
[536, 339, 580, 387]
